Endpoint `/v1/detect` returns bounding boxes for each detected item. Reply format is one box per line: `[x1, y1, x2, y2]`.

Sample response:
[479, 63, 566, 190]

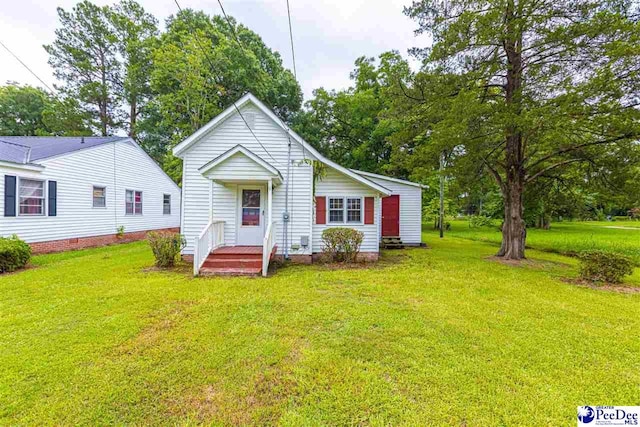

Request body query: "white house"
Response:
[174, 93, 423, 276]
[0, 136, 181, 253]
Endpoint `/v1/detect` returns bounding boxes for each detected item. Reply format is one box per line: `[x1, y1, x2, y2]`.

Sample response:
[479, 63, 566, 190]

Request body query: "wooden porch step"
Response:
[381, 236, 404, 249]
[199, 267, 262, 276]
[202, 257, 262, 269]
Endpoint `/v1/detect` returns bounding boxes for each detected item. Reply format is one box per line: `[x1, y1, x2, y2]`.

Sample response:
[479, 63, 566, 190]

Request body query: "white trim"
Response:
[198, 144, 283, 184]
[0, 160, 44, 171]
[350, 169, 428, 188]
[172, 92, 391, 196]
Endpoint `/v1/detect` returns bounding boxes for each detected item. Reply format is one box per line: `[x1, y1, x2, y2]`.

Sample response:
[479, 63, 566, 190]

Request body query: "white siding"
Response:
[0, 141, 181, 243]
[180, 105, 315, 256]
[364, 176, 423, 245]
[204, 152, 276, 181]
[312, 168, 381, 253]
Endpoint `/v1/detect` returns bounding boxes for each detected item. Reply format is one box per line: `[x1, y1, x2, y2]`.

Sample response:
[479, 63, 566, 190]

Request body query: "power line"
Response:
[285, 0, 297, 80]
[0, 40, 56, 94]
[173, 0, 281, 166]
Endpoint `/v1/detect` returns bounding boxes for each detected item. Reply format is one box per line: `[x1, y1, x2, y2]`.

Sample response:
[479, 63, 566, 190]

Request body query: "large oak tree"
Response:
[404, 0, 640, 259]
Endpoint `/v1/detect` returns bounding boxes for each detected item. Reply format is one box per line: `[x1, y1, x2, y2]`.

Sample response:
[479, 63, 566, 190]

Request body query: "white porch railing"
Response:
[194, 220, 225, 276]
[262, 221, 277, 277]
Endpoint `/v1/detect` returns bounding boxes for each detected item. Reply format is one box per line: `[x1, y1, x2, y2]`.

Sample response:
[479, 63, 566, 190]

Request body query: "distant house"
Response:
[174, 93, 423, 276]
[0, 136, 181, 253]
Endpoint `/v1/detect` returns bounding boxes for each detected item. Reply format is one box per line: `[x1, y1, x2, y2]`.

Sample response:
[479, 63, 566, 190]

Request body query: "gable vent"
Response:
[244, 112, 256, 130]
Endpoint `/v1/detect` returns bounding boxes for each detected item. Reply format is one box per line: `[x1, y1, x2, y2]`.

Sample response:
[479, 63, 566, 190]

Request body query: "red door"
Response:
[382, 195, 400, 237]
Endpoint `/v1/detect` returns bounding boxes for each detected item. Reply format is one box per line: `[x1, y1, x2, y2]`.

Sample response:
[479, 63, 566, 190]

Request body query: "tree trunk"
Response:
[497, 0, 526, 259]
[129, 99, 137, 139]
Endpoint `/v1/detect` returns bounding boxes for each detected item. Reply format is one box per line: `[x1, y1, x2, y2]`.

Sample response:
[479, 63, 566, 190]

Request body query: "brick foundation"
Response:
[29, 227, 180, 254]
[273, 254, 313, 264]
[311, 251, 379, 263]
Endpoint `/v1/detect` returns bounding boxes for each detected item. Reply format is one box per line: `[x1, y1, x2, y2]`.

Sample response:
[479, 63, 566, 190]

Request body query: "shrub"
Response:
[321, 227, 364, 263]
[578, 250, 633, 284]
[0, 235, 31, 273]
[469, 215, 493, 228]
[147, 232, 186, 268]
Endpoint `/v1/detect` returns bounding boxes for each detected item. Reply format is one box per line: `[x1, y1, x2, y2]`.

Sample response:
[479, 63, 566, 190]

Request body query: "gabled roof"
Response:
[351, 169, 428, 189]
[172, 93, 391, 196]
[0, 136, 126, 163]
[198, 144, 283, 184]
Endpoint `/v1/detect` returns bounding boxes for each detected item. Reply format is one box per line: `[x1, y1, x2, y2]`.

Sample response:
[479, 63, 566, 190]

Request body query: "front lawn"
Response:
[1, 238, 639, 425]
[435, 219, 640, 262]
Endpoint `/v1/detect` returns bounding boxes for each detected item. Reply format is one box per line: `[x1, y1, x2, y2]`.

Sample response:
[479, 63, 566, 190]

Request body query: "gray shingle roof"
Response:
[0, 136, 127, 164]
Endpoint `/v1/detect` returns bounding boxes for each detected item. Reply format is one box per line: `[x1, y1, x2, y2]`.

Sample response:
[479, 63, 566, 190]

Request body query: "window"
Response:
[163, 194, 171, 215]
[93, 186, 106, 208]
[328, 197, 363, 224]
[347, 198, 362, 223]
[241, 189, 260, 226]
[126, 190, 142, 215]
[19, 178, 45, 216]
[328, 198, 344, 223]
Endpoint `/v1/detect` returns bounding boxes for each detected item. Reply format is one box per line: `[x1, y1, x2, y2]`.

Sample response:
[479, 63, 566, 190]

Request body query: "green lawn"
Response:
[1, 237, 639, 425]
[436, 219, 640, 262]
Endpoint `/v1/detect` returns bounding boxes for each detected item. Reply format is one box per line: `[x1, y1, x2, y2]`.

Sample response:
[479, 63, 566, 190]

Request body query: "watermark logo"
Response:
[577, 406, 640, 426]
[578, 406, 595, 424]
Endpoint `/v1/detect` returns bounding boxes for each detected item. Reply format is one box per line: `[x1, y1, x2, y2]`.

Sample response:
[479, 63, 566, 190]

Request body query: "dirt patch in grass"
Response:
[114, 300, 197, 355]
[560, 278, 640, 294]
[141, 262, 191, 275]
[486, 256, 571, 270]
[165, 337, 307, 424]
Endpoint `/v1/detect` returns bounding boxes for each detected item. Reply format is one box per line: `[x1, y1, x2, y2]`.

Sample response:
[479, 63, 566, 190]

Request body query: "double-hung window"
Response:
[328, 197, 363, 224]
[163, 194, 171, 215]
[93, 186, 106, 208]
[19, 178, 45, 216]
[328, 198, 344, 223]
[126, 190, 142, 215]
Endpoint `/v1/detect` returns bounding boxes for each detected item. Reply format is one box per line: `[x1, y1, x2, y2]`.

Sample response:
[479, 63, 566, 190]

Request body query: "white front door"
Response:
[236, 186, 265, 245]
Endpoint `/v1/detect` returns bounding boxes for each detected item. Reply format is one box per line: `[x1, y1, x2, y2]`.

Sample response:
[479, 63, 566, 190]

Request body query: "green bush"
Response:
[321, 227, 364, 263]
[0, 235, 31, 273]
[147, 232, 186, 268]
[578, 250, 633, 284]
[469, 215, 494, 228]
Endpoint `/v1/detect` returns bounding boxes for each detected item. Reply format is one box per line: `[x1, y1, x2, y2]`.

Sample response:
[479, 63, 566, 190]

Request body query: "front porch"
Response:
[192, 145, 283, 276]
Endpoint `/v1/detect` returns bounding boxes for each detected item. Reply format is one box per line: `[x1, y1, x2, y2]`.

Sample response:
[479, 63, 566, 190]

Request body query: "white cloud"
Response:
[0, 0, 430, 100]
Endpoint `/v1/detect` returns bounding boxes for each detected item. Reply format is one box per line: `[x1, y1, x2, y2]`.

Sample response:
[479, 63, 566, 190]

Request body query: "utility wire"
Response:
[173, 0, 281, 166]
[285, 0, 297, 80]
[0, 40, 56, 94]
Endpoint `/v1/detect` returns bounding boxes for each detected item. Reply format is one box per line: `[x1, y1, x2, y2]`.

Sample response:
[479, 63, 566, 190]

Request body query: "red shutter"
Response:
[316, 196, 326, 224]
[364, 197, 374, 224]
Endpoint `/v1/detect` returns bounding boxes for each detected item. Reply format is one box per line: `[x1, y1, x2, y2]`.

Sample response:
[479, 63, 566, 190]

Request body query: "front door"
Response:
[237, 186, 265, 245]
[382, 195, 400, 237]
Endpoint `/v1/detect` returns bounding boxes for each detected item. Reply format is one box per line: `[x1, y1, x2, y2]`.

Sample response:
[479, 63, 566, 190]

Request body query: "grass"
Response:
[1, 237, 639, 425]
[436, 219, 640, 262]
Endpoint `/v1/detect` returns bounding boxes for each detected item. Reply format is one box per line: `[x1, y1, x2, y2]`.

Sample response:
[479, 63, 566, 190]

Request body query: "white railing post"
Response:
[193, 220, 225, 276]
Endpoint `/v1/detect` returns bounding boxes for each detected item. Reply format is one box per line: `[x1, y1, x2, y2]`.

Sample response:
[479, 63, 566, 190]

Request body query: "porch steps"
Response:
[381, 236, 404, 249]
[198, 245, 277, 276]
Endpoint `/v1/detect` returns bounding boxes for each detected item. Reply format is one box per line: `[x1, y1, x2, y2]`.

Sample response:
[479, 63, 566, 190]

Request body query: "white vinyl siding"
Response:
[361, 175, 423, 245]
[313, 168, 381, 253]
[180, 104, 314, 256]
[0, 141, 181, 243]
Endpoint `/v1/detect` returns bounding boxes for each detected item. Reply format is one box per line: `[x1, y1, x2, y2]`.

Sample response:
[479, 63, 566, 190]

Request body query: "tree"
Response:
[144, 9, 302, 182]
[293, 52, 412, 174]
[404, 0, 640, 259]
[0, 83, 52, 135]
[45, 1, 121, 136]
[110, 0, 159, 139]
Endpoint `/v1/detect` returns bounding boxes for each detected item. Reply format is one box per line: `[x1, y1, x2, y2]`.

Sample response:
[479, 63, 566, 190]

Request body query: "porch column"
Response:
[267, 178, 273, 225]
[209, 179, 214, 222]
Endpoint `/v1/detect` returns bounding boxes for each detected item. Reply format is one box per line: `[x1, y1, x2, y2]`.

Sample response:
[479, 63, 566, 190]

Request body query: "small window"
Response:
[347, 198, 362, 223]
[163, 194, 171, 215]
[328, 198, 344, 223]
[126, 190, 142, 215]
[241, 189, 260, 226]
[19, 178, 45, 216]
[93, 186, 106, 208]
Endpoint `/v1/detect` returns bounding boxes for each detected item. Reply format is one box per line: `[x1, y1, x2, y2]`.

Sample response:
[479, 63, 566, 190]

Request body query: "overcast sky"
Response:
[0, 0, 429, 101]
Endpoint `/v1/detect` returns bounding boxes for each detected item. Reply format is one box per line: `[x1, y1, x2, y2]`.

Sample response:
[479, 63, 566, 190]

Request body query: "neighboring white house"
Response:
[0, 136, 181, 253]
[173, 93, 423, 276]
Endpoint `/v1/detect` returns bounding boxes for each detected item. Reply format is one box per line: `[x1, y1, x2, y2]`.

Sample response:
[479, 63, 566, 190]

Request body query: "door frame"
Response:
[381, 194, 400, 237]
[236, 184, 267, 245]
